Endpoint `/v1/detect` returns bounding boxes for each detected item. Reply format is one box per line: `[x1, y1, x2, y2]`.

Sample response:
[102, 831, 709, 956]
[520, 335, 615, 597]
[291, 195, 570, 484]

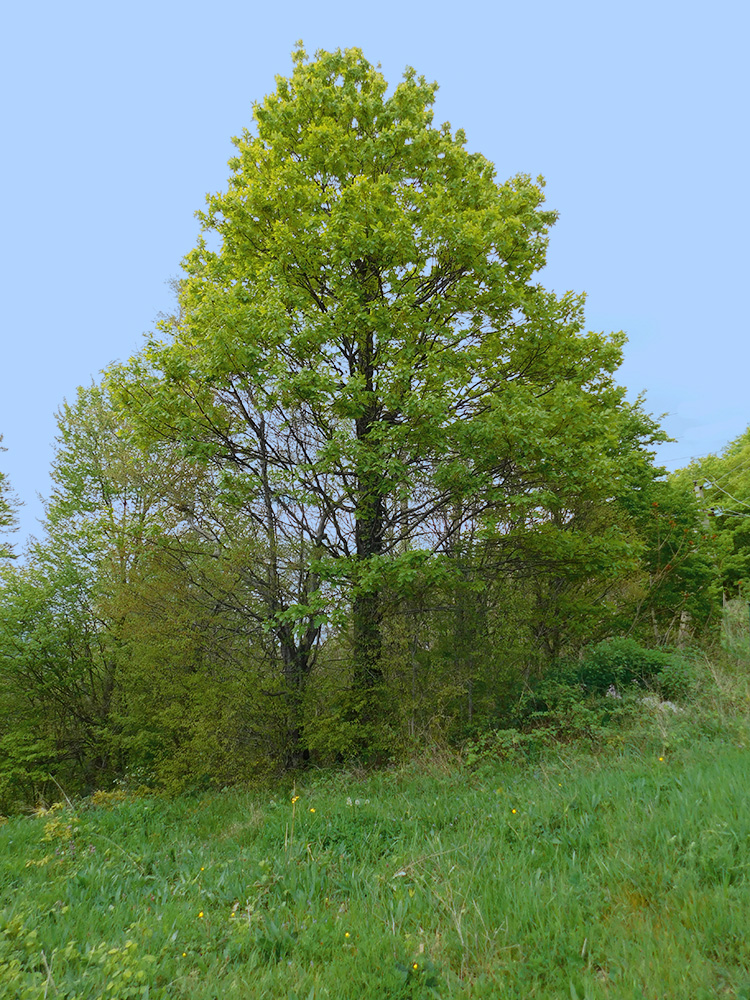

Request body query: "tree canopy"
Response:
[0, 436, 19, 559]
[674, 425, 750, 604]
[109, 45, 665, 753]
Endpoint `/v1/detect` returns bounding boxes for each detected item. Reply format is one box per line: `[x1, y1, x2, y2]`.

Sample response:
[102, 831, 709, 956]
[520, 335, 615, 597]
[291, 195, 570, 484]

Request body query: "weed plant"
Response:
[1, 652, 750, 999]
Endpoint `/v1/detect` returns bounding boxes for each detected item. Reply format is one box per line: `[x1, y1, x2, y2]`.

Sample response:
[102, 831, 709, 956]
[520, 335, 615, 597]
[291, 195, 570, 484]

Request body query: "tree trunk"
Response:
[352, 404, 385, 716]
[278, 616, 321, 768]
[352, 474, 384, 696]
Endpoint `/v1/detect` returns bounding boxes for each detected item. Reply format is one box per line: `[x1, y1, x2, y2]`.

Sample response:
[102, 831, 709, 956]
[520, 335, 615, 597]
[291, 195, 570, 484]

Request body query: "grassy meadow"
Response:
[2, 653, 750, 999]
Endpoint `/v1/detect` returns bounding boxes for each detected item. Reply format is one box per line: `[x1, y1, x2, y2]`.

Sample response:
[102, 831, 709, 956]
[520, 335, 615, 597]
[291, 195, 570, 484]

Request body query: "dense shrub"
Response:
[655, 655, 697, 702]
[576, 637, 671, 693]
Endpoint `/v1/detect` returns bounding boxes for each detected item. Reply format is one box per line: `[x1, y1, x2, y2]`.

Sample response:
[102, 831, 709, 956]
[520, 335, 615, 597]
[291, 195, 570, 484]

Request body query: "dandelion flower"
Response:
[309, 807, 316, 813]
[198, 911, 204, 918]
[511, 808, 517, 814]
[659, 756, 664, 761]
[200, 867, 205, 871]
[413, 963, 419, 970]
[182, 952, 186, 957]
[345, 932, 350, 938]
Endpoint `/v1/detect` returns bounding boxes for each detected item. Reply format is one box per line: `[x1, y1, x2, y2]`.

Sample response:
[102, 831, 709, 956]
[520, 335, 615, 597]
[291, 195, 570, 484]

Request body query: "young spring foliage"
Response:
[675, 425, 750, 602]
[107, 46, 663, 753]
[0, 437, 19, 560]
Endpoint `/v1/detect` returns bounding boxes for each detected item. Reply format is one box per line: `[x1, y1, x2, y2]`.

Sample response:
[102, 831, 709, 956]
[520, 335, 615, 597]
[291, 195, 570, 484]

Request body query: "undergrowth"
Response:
[1, 649, 749, 999]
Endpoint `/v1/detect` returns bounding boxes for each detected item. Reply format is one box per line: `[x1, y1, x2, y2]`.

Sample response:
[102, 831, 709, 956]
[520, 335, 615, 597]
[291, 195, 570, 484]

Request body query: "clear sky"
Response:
[2, 0, 748, 547]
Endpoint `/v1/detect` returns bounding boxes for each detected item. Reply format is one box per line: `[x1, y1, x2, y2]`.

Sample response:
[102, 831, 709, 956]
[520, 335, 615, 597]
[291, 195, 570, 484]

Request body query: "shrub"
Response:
[0, 733, 58, 814]
[655, 656, 697, 702]
[576, 637, 670, 694]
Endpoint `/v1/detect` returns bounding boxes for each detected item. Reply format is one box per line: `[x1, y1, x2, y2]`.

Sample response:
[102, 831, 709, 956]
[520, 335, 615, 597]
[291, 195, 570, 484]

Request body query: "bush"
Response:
[493, 639, 699, 757]
[576, 637, 671, 694]
[655, 656, 697, 702]
[0, 733, 58, 814]
[463, 727, 552, 765]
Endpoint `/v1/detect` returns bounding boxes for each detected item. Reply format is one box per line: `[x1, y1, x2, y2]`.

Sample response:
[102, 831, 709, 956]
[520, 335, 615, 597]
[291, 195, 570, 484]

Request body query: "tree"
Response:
[0, 545, 111, 808]
[111, 45, 660, 753]
[0, 436, 19, 559]
[0, 387, 180, 804]
[676, 425, 750, 606]
[618, 475, 716, 644]
[0, 382, 296, 802]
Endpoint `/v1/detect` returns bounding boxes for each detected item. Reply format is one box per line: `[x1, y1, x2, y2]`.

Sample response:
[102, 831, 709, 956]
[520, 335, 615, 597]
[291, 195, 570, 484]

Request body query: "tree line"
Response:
[0, 47, 741, 809]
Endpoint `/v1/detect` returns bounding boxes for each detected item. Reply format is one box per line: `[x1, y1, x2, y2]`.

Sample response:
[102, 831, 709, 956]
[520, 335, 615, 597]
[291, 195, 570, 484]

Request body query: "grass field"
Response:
[2, 662, 750, 999]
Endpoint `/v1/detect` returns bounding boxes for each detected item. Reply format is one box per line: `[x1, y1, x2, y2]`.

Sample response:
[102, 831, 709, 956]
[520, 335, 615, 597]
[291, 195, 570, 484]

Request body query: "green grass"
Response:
[2, 676, 750, 998]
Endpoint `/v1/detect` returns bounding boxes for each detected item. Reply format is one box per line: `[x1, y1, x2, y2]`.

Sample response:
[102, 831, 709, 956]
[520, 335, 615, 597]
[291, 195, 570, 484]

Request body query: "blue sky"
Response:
[2, 0, 748, 546]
